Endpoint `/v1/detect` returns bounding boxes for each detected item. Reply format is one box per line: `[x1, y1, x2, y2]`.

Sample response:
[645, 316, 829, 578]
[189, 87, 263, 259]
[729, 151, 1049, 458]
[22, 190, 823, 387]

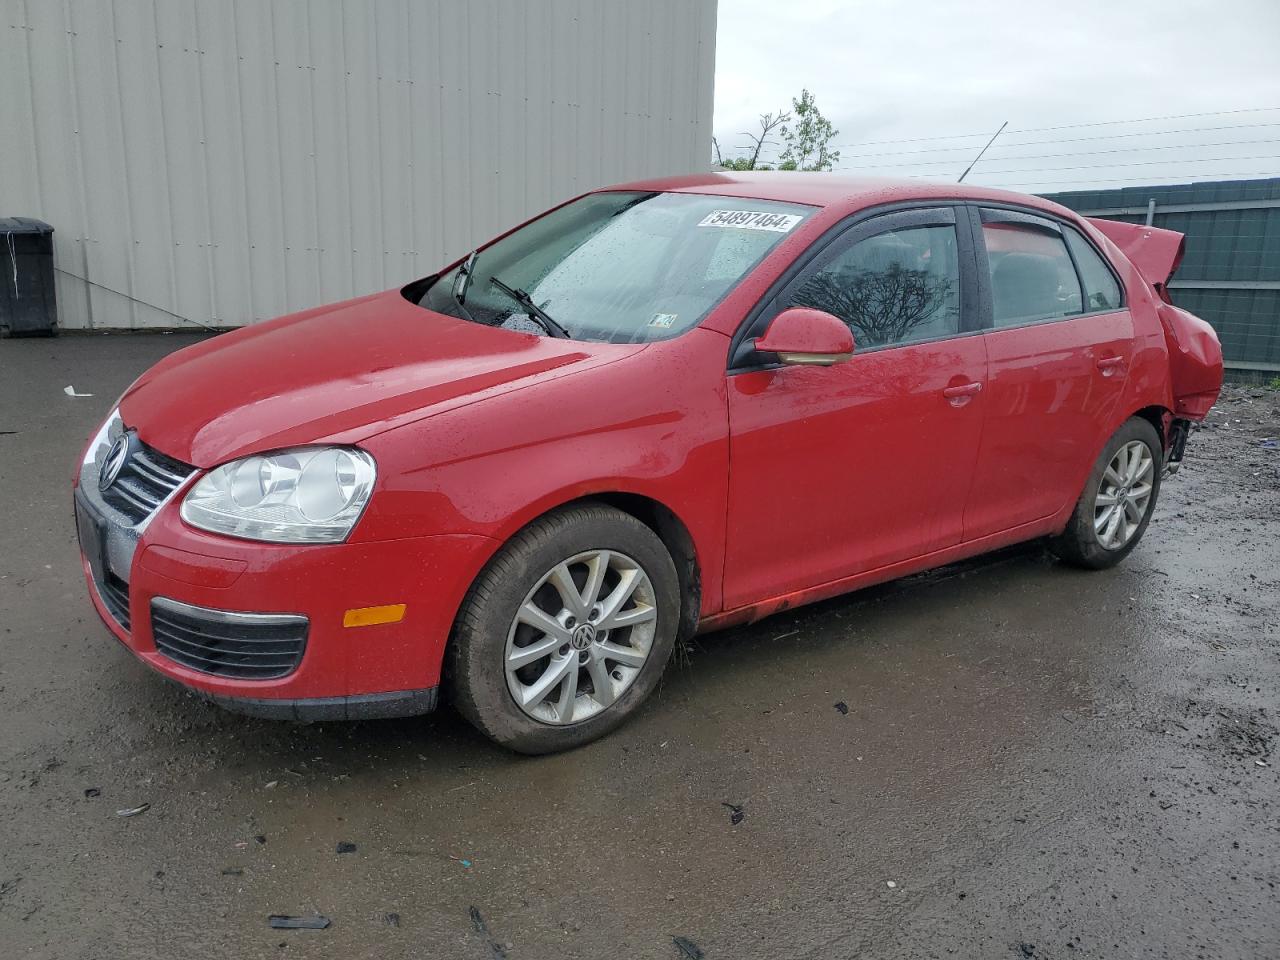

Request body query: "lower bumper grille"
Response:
[150, 598, 308, 680]
[99, 573, 131, 632]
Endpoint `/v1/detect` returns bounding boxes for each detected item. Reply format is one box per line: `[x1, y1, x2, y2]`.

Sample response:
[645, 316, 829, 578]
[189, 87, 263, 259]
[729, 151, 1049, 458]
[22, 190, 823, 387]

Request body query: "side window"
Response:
[784, 224, 961, 348]
[983, 221, 1083, 326]
[1064, 227, 1122, 312]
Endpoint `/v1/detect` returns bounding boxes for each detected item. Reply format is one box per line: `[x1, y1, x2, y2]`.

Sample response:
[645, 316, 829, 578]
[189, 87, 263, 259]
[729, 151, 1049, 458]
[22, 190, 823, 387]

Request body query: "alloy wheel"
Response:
[1094, 439, 1155, 550]
[504, 549, 658, 725]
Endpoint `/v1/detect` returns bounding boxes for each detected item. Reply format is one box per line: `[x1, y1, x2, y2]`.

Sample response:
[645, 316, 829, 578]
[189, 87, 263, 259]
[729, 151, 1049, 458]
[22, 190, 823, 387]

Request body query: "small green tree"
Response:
[778, 89, 840, 172]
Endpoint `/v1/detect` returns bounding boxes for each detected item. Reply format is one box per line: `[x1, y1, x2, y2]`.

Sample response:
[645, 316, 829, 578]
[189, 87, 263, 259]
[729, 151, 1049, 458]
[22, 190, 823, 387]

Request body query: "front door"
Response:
[723, 207, 988, 610]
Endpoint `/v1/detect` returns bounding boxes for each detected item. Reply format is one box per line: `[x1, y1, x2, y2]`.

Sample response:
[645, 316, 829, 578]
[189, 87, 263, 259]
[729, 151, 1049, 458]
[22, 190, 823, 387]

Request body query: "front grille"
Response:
[99, 572, 131, 632]
[150, 598, 308, 680]
[100, 439, 194, 525]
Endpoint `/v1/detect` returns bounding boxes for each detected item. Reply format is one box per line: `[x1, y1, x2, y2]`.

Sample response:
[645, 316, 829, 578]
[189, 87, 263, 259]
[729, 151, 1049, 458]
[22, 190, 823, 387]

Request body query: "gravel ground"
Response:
[1, 334, 1277, 960]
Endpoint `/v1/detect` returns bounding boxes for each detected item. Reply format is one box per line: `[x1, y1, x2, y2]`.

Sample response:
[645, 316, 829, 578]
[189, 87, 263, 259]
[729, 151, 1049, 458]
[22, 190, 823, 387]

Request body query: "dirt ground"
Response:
[1, 333, 1277, 960]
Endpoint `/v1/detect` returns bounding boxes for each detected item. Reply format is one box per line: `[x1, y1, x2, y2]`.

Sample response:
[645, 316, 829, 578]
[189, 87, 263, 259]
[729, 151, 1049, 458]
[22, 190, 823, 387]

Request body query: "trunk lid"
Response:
[1088, 217, 1223, 420]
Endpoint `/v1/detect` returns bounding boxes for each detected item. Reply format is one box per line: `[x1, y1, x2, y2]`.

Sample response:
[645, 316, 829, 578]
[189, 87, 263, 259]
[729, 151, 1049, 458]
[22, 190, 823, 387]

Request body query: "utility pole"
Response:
[957, 121, 1009, 183]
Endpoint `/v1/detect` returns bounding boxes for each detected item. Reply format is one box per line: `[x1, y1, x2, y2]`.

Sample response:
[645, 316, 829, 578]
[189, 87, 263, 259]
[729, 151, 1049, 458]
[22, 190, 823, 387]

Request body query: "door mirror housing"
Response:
[754, 307, 855, 366]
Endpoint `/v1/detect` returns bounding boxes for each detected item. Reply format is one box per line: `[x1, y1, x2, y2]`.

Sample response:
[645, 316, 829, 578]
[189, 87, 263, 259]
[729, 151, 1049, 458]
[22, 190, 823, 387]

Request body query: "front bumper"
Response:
[74, 466, 495, 719]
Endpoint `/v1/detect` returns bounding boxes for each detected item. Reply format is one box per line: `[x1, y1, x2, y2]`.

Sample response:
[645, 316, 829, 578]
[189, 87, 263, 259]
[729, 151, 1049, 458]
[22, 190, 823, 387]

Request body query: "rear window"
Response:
[417, 192, 814, 343]
[984, 222, 1083, 326]
[1064, 227, 1122, 312]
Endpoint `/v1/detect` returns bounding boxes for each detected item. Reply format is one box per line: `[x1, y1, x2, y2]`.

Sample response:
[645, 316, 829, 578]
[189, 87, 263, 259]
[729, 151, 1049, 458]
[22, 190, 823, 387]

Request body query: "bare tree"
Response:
[743, 110, 790, 169]
[715, 110, 791, 170]
[794, 265, 955, 346]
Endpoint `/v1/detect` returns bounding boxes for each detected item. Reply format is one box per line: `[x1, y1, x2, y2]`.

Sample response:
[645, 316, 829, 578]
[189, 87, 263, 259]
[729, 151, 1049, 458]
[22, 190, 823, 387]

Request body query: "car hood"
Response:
[120, 289, 642, 468]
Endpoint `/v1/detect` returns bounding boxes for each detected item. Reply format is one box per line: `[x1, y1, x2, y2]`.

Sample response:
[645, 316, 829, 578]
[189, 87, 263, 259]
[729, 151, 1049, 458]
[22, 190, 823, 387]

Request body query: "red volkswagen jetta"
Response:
[74, 173, 1223, 753]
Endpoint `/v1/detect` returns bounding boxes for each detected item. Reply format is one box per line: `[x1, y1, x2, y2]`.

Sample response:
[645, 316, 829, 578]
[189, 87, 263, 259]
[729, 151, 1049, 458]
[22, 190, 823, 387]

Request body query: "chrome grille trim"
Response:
[99, 435, 194, 527]
[131, 448, 188, 486]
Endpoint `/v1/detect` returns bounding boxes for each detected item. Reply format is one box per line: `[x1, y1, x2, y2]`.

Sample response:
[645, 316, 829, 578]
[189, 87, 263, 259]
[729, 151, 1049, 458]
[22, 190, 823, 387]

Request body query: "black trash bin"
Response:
[1, 217, 57, 337]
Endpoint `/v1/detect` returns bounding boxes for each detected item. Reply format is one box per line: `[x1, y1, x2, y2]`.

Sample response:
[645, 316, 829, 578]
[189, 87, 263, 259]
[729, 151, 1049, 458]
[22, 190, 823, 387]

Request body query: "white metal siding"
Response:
[1, 0, 717, 330]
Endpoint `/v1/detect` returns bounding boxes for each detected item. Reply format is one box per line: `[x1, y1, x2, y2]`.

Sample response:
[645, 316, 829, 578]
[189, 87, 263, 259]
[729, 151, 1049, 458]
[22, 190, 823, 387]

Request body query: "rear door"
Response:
[963, 206, 1133, 540]
[723, 206, 988, 609]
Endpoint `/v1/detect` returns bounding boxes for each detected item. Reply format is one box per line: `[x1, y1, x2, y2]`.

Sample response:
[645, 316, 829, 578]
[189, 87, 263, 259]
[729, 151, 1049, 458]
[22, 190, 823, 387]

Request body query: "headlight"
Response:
[181, 447, 377, 543]
[83, 407, 125, 469]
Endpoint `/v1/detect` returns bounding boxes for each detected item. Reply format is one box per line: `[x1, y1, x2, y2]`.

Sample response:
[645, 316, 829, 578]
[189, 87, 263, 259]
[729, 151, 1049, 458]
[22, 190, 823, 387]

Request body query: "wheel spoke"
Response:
[1102, 504, 1124, 547]
[553, 663, 579, 722]
[1103, 465, 1124, 488]
[1133, 454, 1153, 482]
[1094, 504, 1115, 532]
[603, 602, 656, 631]
[507, 634, 561, 669]
[1128, 482, 1152, 501]
[1123, 497, 1144, 524]
[1095, 491, 1120, 507]
[580, 551, 610, 610]
[547, 562, 587, 616]
[520, 655, 573, 709]
[1125, 446, 1143, 484]
[597, 640, 647, 669]
[517, 602, 571, 643]
[586, 656, 616, 708]
[597, 568, 641, 625]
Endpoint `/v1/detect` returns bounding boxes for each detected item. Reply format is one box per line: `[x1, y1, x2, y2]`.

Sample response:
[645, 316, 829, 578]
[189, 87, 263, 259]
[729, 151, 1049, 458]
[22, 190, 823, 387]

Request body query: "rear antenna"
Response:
[957, 120, 1008, 183]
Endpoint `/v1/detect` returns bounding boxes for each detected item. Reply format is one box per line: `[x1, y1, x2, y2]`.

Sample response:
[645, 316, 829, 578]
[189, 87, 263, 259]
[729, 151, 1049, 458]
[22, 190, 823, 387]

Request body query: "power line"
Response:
[1003, 106, 1280, 135]
[962, 172, 1280, 188]
[837, 138, 1280, 171]
[830, 106, 1280, 151]
[970, 154, 1280, 175]
[833, 122, 1280, 161]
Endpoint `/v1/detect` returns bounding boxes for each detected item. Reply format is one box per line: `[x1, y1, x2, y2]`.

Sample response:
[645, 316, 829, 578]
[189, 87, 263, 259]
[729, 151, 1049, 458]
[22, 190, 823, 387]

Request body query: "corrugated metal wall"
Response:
[1044, 177, 1280, 372]
[0, 0, 717, 330]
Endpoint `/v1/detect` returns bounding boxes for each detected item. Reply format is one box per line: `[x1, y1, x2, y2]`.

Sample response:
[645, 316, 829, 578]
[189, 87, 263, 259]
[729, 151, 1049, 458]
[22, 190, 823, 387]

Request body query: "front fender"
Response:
[353, 329, 733, 616]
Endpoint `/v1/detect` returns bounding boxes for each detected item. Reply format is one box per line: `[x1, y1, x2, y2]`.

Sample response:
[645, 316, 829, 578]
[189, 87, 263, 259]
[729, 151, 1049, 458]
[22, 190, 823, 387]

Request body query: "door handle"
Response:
[942, 381, 982, 406]
[1096, 356, 1125, 376]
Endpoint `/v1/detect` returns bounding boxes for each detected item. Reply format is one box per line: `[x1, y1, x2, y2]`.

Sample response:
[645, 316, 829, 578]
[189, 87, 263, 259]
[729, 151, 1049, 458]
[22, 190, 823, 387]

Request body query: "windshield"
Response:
[417, 191, 814, 342]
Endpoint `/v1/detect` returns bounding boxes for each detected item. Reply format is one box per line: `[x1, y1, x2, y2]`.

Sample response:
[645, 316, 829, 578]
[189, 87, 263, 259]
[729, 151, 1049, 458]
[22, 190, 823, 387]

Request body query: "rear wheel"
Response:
[449, 503, 680, 754]
[1051, 417, 1162, 569]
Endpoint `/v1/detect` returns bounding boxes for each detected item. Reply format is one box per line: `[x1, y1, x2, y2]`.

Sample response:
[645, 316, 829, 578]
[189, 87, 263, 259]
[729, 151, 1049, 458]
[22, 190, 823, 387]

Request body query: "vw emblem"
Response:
[570, 622, 597, 651]
[99, 434, 130, 492]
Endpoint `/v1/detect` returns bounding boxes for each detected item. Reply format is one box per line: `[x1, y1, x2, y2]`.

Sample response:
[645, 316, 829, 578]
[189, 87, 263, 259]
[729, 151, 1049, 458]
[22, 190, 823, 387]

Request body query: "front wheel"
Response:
[1050, 417, 1163, 569]
[449, 503, 681, 754]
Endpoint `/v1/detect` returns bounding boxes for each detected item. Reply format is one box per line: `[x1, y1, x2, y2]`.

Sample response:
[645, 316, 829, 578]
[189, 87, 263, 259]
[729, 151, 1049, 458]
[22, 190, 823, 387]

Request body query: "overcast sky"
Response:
[713, 0, 1280, 193]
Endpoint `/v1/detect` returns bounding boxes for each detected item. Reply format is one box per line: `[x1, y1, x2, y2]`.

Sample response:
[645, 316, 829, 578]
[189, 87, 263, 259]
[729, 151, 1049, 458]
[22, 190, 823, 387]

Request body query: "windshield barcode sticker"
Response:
[697, 210, 803, 233]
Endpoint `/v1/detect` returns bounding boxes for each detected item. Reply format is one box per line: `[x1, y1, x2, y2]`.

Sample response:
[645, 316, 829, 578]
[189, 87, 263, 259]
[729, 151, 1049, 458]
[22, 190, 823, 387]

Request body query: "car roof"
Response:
[601, 171, 1078, 220]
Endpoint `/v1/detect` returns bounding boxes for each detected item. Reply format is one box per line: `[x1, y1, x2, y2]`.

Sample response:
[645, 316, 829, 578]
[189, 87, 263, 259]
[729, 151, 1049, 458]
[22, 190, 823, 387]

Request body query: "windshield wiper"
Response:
[452, 250, 478, 305]
[442, 250, 480, 323]
[488, 276, 571, 339]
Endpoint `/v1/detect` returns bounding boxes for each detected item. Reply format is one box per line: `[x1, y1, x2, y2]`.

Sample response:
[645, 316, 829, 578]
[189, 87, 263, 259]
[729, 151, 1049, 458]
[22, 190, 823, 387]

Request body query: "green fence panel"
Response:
[1044, 177, 1280, 369]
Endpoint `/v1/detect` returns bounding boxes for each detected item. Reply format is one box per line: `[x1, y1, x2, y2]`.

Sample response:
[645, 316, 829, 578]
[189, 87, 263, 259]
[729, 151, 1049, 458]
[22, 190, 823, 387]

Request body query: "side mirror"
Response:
[753, 307, 854, 366]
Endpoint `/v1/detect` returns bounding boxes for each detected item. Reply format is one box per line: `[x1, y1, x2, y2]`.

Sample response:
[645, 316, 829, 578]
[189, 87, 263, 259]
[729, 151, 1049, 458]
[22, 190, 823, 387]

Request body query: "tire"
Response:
[1050, 417, 1163, 570]
[449, 503, 681, 754]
